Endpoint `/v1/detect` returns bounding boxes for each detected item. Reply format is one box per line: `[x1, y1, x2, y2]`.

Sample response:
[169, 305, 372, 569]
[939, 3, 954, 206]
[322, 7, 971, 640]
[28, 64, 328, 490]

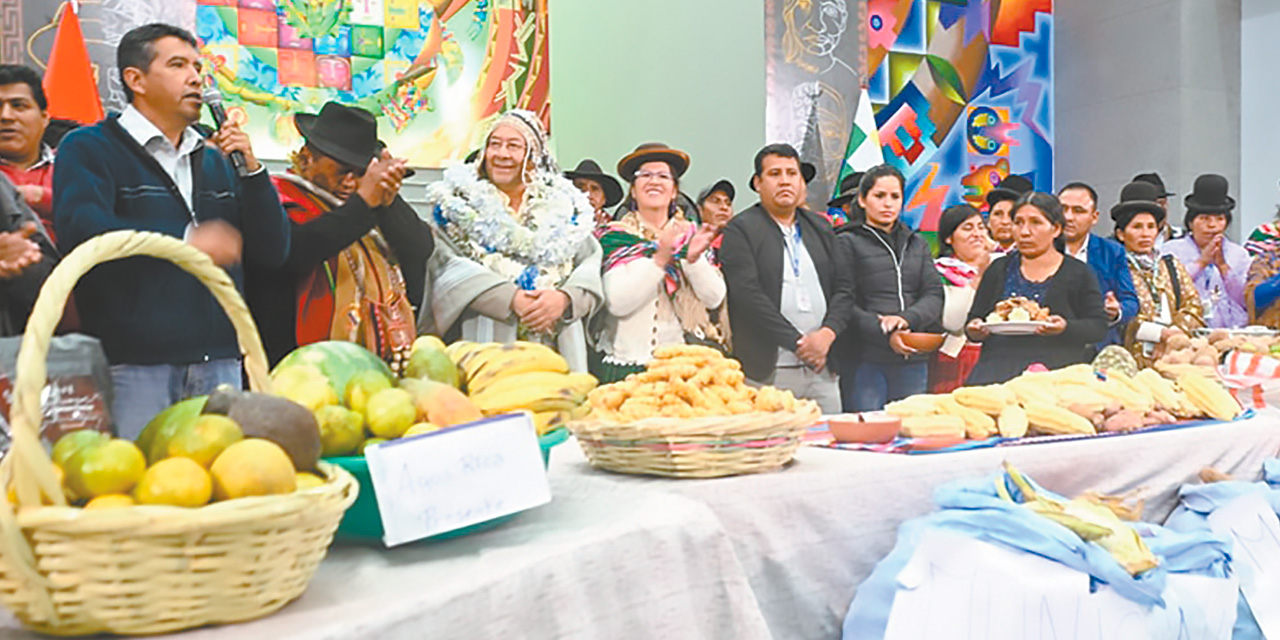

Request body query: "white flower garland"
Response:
[425, 162, 594, 290]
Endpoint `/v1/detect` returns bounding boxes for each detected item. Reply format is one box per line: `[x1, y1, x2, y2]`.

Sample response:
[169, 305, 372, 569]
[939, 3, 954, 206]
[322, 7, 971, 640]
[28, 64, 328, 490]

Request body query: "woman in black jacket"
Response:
[833, 164, 943, 411]
[965, 192, 1108, 384]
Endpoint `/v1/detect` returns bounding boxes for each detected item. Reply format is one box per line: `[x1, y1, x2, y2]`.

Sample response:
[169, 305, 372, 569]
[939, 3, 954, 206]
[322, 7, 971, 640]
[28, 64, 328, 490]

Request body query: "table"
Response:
[550, 411, 1280, 639]
[0, 475, 772, 640]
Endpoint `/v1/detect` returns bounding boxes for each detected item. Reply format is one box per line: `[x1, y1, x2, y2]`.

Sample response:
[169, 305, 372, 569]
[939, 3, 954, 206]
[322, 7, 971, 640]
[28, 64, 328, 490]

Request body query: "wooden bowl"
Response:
[899, 331, 946, 353]
[828, 412, 901, 444]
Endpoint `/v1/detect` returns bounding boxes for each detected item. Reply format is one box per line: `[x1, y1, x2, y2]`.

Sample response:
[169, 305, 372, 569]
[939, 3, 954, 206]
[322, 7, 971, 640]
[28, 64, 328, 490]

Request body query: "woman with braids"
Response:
[591, 143, 725, 383]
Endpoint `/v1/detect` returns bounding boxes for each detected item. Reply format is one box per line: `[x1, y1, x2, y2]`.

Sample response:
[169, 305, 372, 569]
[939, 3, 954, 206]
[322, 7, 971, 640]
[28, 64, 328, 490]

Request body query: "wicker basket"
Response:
[569, 400, 820, 478]
[0, 231, 358, 636]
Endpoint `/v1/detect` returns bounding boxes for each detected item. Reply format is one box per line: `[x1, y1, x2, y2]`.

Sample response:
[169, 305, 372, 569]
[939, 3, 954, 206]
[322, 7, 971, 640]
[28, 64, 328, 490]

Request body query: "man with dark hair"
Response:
[0, 65, 55, 238]
[720, 143, 854, 413]
[53, 23, 290, 438]
[1058, 181, 1138, 348]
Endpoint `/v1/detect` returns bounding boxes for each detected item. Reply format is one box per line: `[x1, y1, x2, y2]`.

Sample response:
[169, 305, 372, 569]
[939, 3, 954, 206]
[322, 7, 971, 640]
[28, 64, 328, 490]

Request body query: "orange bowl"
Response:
[828, 412, 901, 443]
[899, 332, 945, 353]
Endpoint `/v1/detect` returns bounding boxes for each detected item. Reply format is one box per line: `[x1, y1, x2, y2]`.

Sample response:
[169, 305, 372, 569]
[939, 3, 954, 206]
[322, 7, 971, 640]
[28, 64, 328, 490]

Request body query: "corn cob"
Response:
[899, 414, 966, 438]
[938, 396, 997, 439]
[1106, 370, 1157, 413]
[1005, 376, 1060, 407]
[1087, 377, 1154, 414]
[1177, 373, 1242, 421]
[1134, 369, 1195, 415]
[1023, 400, 1097, 436]
[1047, 364, 1099, 385]
[1057, 386, 1112, 414]
[952, 385, 1017, 415]
[997, 404, 1028, 438]
[885, 395, 943, 418]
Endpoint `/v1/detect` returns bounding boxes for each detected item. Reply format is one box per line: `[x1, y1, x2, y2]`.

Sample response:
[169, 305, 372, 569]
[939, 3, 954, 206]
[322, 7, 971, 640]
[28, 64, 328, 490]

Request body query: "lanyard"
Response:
[782, 222, 802, 278]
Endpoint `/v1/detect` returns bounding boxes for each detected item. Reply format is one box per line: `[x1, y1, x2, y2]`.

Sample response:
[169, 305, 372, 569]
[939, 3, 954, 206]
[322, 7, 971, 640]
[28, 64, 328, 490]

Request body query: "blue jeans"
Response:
[110, 359, 243, 440]
[842, 360, 929, 412]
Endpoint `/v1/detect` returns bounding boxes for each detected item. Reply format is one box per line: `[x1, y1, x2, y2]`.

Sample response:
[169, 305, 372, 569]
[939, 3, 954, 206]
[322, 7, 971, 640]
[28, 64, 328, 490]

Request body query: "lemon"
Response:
[295, 472, 326, 491]
[210, 439, 296, 501]
[344, 370, 394, 416]
[315, 405, 365, 457]
[134, 457, 213, 507]
[166, 415, 244, 468]
[52, 430, 109, 470]
[84, 494, 136, 510]
[364, 388, 416, 438]
[358, 438, 387, 455]
[64, 439, 146, 499]
[402, 422, 441, 438]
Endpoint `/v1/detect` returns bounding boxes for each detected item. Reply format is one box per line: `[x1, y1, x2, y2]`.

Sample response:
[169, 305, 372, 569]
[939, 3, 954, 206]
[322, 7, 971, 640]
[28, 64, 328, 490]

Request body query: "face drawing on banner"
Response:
[784, 0, 853, 76]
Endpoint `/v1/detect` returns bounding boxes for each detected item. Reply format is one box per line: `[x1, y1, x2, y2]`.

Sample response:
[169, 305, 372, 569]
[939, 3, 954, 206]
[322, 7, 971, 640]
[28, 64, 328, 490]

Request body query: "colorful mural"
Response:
[196, 0, 549, 166]
[865, 0, 1053, 231]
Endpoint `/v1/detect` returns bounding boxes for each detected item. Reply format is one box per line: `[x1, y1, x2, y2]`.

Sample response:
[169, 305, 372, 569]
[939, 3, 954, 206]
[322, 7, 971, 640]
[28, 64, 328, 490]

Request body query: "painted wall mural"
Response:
[866, 0, 1053, 231]
[197, 0, 550, 166]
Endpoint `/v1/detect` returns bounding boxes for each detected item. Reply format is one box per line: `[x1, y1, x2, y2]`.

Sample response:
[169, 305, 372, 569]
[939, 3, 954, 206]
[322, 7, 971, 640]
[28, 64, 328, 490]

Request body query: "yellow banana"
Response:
[469, 371, 586, 415]
[531, 410, 569, 435]
[467, 349, 571, 394]
[445, 340, 480, 364]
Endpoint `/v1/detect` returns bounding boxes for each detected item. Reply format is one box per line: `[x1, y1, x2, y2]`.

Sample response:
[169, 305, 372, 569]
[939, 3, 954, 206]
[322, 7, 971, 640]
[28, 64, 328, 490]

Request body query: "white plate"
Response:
[987, 321, 1050, 335]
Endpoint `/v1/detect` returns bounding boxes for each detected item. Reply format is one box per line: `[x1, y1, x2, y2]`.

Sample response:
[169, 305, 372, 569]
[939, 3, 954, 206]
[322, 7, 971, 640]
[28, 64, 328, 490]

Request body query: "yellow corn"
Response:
[952, 385, 1017, 415]
[900, 414, 966, 438]
[998, 405, 1028, 438]
[1177, 374, 1242, 421]
[1024, 400, 1097, 436]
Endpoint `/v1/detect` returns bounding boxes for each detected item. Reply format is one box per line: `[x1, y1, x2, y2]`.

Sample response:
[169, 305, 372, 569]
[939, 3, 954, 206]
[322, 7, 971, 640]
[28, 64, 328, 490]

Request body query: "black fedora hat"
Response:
[1133, 172, 1174, 198]
[985, 174, 1034, 207]
[617, 143, 690, 183]
[749, 161, 818, 192]
[827, 171, 864, 207]
[696, 178, 736, 205]
[1110, 180, 1166, 231]
[294, 102, 380, 171]
[565, 159, 623, 207]
[1184, 173, 1236, 213]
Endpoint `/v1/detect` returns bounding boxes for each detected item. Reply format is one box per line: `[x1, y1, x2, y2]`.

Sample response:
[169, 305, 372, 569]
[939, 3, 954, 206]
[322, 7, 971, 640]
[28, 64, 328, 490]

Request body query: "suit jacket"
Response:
[720, 204, 854, 382]
[1084, 233, 1139, 347]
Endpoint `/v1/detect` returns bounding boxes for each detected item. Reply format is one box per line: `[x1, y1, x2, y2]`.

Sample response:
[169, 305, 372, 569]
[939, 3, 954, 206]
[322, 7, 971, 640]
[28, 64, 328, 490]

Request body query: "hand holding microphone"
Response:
[202, 87, 258, 177]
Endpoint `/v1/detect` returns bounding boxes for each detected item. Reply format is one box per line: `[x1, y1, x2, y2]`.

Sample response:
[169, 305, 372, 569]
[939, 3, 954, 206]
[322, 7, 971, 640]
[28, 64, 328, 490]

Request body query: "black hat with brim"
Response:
[295, 102, 380, 171]
[565, 159, 624, 207]
[984, 174, 1034, 207]
[617, 143, 690, 183]
[1183, 173, 1236, 229]
[827, 171, 865, 207]
[1133, 172, 1174, 197]
[697, 179, 736, 205]
[1110, 179, 1166, 231]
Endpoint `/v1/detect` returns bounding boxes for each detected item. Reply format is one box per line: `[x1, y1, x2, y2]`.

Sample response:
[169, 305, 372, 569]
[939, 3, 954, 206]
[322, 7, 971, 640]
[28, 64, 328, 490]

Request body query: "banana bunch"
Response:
[446, 341, 598, 433]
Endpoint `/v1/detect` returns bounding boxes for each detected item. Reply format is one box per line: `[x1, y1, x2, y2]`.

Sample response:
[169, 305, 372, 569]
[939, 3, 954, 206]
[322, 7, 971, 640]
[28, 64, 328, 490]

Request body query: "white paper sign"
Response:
[1208, 490, 1280, 639]
[883, 529, 1236, 640]
[364, 413, 551, 547]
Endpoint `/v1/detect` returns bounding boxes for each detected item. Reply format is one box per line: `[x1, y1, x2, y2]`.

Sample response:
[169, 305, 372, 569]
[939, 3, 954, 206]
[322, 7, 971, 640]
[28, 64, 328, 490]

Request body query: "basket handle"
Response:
[4, 231, 272, 509]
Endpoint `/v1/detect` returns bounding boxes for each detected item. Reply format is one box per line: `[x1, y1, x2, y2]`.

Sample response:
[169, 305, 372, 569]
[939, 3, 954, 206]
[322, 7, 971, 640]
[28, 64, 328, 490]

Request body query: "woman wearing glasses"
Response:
[591, 143, 726, 383]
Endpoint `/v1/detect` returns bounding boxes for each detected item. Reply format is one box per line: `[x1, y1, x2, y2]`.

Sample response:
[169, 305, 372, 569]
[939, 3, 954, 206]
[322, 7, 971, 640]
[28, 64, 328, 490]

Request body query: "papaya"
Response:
[399, 377, 483, 427]
[274, 341, 394, 398]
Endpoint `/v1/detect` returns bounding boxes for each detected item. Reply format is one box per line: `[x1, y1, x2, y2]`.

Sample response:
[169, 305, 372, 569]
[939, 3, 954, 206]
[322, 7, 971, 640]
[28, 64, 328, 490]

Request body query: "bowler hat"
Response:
[985, 174, 1034, 207]
[617, 143, 690, 183]
[565, 159, 623, 207]
[1133, 172, 1174, 197]
[1110, 180, 1166, 231]
[1183, 173, 1235, 229]
[295, 102, 380, 170]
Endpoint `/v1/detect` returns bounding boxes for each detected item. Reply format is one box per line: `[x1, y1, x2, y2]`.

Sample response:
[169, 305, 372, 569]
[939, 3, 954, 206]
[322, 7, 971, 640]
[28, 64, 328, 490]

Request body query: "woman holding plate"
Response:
[964, 192, 1109, 384]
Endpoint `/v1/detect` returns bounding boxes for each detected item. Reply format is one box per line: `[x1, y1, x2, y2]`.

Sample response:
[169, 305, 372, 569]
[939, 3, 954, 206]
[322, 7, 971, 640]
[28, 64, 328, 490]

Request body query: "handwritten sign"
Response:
[365, 413, 551, 547]
[1208, 490, 1280, 638]
[882, 529, 1236, 640]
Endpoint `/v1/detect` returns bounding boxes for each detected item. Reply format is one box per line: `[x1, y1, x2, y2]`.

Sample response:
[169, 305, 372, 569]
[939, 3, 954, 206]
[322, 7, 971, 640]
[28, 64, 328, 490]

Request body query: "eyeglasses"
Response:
[635, 171, 674, 183]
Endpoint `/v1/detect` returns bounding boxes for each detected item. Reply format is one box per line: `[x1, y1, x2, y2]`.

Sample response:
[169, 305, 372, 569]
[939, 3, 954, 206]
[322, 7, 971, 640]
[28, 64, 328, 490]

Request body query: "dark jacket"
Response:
[966, 254, 1109, 384]
[1083, 233, 1139, 347]
[833, 221, 943, 365]
[720, 203, 855, 382]
[245, 189, 433, 366]
[0, 173, 57, 336]
[53, 114, 290, 365]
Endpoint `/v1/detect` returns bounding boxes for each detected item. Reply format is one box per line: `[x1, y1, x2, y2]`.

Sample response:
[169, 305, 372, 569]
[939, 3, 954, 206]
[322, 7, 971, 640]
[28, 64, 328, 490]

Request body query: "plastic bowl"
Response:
[327, 426, 569, 543]
[828, 412, 901, 443]
[898, 332, 946, 353]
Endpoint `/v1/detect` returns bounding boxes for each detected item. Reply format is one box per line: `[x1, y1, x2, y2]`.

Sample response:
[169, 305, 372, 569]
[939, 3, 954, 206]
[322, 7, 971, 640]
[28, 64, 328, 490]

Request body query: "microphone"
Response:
[201, 87, 250, 177]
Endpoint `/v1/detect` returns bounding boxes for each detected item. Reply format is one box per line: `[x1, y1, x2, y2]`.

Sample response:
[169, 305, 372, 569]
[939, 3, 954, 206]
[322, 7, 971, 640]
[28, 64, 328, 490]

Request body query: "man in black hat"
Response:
[53, 23, 290, 438]
[1133, 171, 1181, 247]
[565, 159, 622, 229]
[985, 174, 1033, 255]
[826, 171, 865, 226]
[1161, 173, 1251, 328]
[244, 101, 433, 366]
[720, 143, 854, 413]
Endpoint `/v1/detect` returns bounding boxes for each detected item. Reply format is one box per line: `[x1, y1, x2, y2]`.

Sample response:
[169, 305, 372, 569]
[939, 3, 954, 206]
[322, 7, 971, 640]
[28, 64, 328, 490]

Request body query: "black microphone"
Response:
[201, 87, 250, 177]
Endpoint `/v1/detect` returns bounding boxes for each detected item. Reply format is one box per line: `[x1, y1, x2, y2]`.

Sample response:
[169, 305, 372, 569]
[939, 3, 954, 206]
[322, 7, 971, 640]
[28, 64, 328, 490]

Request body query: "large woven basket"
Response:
[569, 400, 820, 478]
[0, 231, 358, 636]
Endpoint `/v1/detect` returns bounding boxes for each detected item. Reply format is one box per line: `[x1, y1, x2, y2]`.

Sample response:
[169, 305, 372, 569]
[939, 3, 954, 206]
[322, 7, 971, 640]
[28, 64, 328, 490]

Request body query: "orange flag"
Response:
[43, 2, 104, 124]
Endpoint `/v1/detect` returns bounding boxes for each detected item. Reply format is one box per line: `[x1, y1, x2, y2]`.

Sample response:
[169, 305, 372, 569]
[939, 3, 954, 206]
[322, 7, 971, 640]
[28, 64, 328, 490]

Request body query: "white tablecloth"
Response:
[550, 410, 1280, 639]
[0, 475, 772, 640]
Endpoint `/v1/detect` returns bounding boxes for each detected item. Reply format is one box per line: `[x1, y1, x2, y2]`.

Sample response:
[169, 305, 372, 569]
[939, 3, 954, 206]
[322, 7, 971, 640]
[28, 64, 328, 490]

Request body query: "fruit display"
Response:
[449, 340, 596, 433]
[585, 345, 803, 421]
[985, 297, 1050, 323]
[885, 363, 1243, 441]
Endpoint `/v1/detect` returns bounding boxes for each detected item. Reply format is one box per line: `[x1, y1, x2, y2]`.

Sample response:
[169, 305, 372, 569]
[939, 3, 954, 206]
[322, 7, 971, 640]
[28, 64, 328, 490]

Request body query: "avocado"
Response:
[226, 392, 322, 472]
[203, 385, 244, 416]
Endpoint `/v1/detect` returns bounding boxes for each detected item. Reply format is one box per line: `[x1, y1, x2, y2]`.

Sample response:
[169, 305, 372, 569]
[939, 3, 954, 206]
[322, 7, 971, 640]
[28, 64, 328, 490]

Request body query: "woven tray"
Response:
[570, 400, 820, 478]
[0, 231, 358, 636]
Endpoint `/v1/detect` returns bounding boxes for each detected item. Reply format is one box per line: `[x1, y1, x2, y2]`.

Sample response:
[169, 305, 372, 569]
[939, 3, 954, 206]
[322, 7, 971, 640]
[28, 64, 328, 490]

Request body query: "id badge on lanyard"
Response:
[784, 223, 812, 312]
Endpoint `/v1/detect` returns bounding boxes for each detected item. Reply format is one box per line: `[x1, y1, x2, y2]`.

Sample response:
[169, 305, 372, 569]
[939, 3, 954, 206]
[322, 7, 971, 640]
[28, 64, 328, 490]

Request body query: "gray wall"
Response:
[1240, 0, 1280, 234]
[1056, 0, 1241, 238]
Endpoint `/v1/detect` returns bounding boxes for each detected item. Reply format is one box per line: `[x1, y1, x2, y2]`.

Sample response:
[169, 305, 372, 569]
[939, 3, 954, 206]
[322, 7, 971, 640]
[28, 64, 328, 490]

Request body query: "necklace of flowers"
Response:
[427, 162, 593, 274]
